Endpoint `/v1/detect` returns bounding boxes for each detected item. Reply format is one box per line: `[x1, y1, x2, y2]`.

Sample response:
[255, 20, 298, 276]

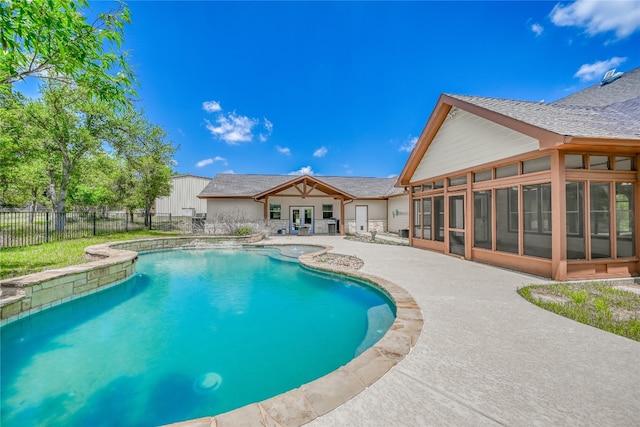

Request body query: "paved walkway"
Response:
[267, 235, 640, 427]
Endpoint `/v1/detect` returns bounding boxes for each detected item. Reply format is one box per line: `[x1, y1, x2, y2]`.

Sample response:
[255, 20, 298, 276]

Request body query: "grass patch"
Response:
[0, 231, 179, 280]
[518, 282, 640, 342]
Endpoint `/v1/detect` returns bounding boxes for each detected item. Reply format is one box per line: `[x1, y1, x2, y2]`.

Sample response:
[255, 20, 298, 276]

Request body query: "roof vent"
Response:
[601, 69, 623, 86]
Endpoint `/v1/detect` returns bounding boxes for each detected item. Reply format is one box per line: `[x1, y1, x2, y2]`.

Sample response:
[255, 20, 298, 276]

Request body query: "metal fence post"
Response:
[93, 212, 97, 236]
[46, 211, 50, 243]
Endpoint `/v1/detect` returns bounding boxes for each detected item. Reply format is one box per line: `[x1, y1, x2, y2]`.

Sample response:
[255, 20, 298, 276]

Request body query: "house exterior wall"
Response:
[387, 194, 410, 233]
[344, 199, 388, 233]
[155, 176, 209, 216]
[204, 195, 400, 235]
[411, 109, 540, 182]
[206, 199, 263, 220]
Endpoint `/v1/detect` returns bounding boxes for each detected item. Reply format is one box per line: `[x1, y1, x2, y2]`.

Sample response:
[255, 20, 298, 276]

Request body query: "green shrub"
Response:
[235, 226, 253, 236]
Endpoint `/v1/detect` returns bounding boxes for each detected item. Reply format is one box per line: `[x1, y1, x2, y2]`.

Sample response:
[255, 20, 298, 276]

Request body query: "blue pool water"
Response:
[0, 247, 395, 426]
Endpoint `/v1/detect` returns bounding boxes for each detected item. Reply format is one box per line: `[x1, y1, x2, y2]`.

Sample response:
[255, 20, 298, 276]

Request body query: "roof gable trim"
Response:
[253, 175, 356, 200]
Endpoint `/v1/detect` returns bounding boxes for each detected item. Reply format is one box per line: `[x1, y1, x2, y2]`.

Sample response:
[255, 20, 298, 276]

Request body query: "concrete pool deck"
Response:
[266, 235, 639, 427]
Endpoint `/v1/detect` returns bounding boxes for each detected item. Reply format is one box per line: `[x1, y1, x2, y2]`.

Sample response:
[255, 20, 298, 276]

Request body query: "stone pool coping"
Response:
[167, 243, 423, 427]
[0, 237, 423, 426]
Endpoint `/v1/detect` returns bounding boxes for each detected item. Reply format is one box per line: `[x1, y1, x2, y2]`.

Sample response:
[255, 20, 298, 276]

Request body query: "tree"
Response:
[0, 92, 49, 217]
[0, 0, 135, 106]
[20, 83, 113, 230]
[126, 123, 176, 225]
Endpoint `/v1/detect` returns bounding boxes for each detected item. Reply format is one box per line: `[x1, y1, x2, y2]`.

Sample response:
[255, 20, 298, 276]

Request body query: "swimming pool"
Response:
[0, 246, 396, 426]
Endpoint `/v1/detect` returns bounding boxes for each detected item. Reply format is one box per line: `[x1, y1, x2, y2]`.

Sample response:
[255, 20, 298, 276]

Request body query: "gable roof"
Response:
[198, 174, 405, 199]
[553, 67, 640, 107]
[446, 67, 640, 141]
[446, 93, 640, 140]
[398, 67, 640, 186]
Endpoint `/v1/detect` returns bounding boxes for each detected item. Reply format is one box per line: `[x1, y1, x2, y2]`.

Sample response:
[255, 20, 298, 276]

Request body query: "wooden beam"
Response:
[551, 151, 567, 280]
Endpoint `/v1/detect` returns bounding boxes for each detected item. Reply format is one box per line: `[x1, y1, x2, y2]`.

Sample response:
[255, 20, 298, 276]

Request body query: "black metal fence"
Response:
[0, 211, 209, 248]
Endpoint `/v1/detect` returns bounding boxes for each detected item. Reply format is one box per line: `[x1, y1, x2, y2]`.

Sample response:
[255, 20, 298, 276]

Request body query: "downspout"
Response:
[253, 196, 266, 230]
[342, 198, 354, 235]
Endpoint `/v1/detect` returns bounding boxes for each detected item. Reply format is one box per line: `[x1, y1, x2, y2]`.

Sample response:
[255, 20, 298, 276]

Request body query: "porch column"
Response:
[263, 196, 269, 220]
[340, 197, 345, 235]
[551, 150, 567, 280]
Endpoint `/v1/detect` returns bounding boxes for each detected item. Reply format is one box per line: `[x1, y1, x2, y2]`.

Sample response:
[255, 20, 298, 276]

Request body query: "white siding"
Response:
[155, 176, 209, 216]
[387, 194, 409, 233]
[206, 199, 263, 220]
[344, 200, 386, 220]
[412, 109, 540, 181]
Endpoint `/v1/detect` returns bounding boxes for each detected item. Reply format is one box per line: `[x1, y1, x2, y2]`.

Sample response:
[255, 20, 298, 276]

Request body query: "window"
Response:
[507, 187, 519, 233]
[434, 180, 444, 189]
[590, 182, 611, 259]
[423, 198, 432, 240]
[449, 195, 464, 229]
[434, 196, 445, 241]
[448, 175, 467, 187]
[474, 191, 492, 250]
[474, 169, 492, 182]
[616, 182, 635, 257]
[523, 183, 552, 259]
[423, 183, 433, 191]
[590, 155, 610, 170]
[496, 187, 518, 254]
[322, 204, 333, 219]
[523, 156, 550, 174]
[269, 204, 281, 220]
[615, 157, 634, 171]
[413, 199, 422, 239]
[523, 184, 551, 234]
[565, 154, 584, 169]
[496, 163, 518, 179]
[566, 182, 585, 259]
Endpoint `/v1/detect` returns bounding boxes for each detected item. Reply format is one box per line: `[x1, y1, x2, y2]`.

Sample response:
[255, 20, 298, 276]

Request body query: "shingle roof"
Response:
[198, 174, 405, 198]
[553, 67, 640, 107]
[446, 67, 640, 140]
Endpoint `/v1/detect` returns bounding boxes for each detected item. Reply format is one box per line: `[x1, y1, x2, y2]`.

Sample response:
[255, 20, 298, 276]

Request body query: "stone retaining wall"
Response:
[0, 234, 264, 324]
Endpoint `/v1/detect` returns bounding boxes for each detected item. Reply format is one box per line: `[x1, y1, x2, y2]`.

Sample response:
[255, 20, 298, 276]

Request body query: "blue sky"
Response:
[115, 1, 640, 178]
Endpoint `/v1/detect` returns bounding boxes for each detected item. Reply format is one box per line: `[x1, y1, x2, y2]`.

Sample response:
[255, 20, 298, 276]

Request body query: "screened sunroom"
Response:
[398, 68, 640, 280]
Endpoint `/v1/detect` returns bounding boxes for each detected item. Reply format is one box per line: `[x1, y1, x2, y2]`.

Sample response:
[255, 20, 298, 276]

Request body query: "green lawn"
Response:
[519, 282, 640, 342]
[0, 231, 178, 280]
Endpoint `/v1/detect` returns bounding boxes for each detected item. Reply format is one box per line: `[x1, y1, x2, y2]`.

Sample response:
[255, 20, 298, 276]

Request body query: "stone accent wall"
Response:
[265, 219, 288, 235]
[346, 220, 387, 234]
[0, 234, 264, 324]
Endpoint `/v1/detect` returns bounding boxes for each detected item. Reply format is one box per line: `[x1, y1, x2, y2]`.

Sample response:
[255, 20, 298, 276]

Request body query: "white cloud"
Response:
[550, 0, 640, 38]
[531, 23, 544, 36]
[574, 57, 627, 81]
[259, 118, 273, 142]
[289, 166, 315, 176]
[202, 100, 222, 113]
[205, 113, 258, 144]
[276, 146, 291, 155]
[399, 136, 418, 153]
[387, 174, 399, 179]
[196, 156, 228, 167]
[264, 118, 273, 133]
[313, 146, 328, 157]
[222, 169, 235, 174]
[196, 158, 214, 167]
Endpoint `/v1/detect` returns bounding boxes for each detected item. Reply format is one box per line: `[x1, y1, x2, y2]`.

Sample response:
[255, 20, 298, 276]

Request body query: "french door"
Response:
[290, 207, 313, 234]
[448, 194, 465, 256]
